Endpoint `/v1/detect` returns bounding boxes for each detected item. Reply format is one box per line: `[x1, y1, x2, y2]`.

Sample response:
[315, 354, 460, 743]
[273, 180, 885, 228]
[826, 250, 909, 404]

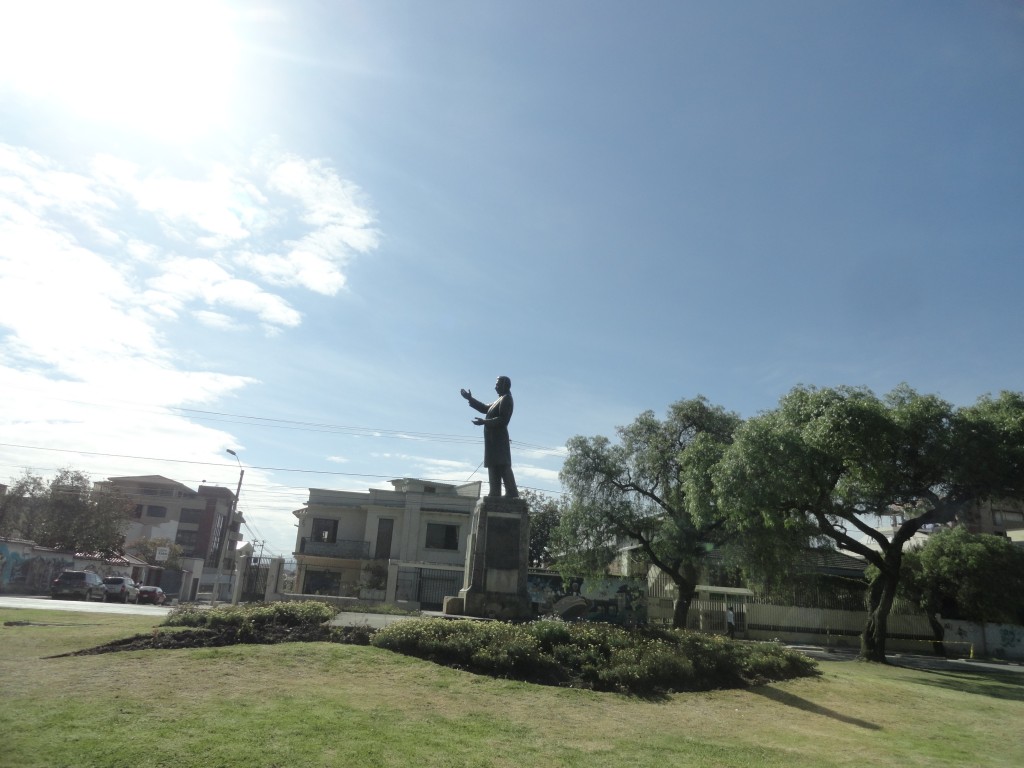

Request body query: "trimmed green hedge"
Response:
[164, 601, 337, 631]
[157, 604, 816, 694]
[371, 618, 818, 695]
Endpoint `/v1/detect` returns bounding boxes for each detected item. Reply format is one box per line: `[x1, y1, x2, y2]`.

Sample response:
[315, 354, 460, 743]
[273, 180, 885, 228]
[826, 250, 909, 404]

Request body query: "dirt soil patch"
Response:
[41, 623, 375, 657]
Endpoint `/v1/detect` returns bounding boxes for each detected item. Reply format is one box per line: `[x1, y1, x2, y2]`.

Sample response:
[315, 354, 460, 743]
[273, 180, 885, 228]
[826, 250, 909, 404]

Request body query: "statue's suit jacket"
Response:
[467, 392, 513, 467]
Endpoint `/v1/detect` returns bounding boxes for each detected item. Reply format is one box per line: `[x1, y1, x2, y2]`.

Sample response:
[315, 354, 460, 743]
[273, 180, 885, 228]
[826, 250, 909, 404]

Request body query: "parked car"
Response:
[136, 586, 166, 605]
[51, 570, 106, 601]
[102, 576, 140, 603]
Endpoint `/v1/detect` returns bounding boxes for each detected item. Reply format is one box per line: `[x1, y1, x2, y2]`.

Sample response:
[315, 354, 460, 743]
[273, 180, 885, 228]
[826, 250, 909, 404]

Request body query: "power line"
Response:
[0, 387, 567, 455]
[0, 446, 564, 496]
[0, 442, 443, 479]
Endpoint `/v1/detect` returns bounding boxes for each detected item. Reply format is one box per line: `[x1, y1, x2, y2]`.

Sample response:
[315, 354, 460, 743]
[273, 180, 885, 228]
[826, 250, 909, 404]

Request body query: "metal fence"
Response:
[646, 592, 934, 648]
[239, 556, 272, 603]
[396, 566, 463, 611]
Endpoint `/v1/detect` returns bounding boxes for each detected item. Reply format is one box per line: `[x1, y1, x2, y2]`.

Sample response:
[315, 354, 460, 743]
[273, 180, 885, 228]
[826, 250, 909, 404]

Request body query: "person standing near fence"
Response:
[726, 606, 736, 639]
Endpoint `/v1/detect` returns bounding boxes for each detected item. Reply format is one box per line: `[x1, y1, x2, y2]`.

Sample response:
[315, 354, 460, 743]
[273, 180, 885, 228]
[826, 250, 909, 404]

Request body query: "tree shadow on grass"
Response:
[903, 668, 1024, 702]
[747, 685, 882, 730]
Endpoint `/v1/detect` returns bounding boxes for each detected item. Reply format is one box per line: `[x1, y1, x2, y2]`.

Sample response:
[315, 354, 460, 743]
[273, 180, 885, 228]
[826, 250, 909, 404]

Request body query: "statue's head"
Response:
[495, 376, 511, 394]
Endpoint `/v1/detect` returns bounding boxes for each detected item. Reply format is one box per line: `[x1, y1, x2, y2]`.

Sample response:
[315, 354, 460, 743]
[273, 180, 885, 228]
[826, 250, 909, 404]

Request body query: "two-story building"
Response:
[292, 478, 481, 610]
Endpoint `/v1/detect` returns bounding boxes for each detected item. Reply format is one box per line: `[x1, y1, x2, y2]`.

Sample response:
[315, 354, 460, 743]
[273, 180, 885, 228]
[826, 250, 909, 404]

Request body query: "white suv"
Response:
[102, 576, 140, 603]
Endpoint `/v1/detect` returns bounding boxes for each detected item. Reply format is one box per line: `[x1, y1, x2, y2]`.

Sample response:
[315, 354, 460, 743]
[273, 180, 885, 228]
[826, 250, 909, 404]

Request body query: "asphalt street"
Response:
[0, 594, 173, 617]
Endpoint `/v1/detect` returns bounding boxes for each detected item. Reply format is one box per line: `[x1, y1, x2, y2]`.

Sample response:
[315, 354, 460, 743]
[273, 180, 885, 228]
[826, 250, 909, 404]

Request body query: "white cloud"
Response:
[145, 257, 302, 329]
[234, 153, 381, 295]
[93, 157, 265, 247]
[0, 139, 381, 558]
[0, 221, 161, 377]
[1, 142, 379, 335]
[516, 445, 569, 461]
[514, 464, 562, 486]
[194, 311, 243, 331]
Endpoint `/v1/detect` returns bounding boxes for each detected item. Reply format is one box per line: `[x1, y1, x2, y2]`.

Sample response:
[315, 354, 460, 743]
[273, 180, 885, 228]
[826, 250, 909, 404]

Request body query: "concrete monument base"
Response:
[443, 495, 532, 620]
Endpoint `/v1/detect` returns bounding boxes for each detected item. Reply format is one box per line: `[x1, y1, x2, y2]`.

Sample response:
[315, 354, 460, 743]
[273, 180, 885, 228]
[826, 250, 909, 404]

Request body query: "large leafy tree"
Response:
[519, 489, 561, 568]
[555, 397, 745, 628]
[0, 470, 47, 540]
[715, 385, 1024, 662]
[30, 469, 135, 557]
[897, 527, 1024, 654]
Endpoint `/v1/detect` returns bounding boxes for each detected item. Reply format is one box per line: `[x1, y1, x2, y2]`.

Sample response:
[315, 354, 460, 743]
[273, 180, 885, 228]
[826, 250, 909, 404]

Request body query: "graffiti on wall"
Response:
[999, 626, 1022, 649]
[0, 542, 74, 594]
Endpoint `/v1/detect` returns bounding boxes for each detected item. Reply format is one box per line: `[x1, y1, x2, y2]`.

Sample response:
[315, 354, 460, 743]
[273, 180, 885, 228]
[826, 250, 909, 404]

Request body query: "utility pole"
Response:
[216, 449, 244, 601]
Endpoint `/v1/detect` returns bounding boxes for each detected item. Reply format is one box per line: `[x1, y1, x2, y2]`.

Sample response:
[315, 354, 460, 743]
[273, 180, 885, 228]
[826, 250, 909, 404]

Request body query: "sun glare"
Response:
[0, 1, 238, 141]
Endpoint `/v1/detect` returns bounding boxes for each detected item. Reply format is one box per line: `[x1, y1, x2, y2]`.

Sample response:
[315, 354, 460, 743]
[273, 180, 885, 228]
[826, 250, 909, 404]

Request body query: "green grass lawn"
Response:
[2, 607, 1022, 768]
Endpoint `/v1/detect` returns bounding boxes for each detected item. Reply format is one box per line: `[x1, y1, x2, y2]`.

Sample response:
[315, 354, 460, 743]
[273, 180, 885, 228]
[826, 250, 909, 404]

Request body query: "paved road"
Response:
[0, 594, 172, 618]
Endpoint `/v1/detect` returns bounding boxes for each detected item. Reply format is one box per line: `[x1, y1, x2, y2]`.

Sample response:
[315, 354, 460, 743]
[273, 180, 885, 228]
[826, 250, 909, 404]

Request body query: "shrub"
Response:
[163, 601, 336, 631]
[370, 619, 562, 681]
[371, 618, 818, 695]
[334, 601, 420, 616]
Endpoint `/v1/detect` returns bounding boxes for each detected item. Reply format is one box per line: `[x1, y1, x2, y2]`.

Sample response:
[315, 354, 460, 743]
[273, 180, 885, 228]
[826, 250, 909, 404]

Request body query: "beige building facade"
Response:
[292, 478, 481, 610]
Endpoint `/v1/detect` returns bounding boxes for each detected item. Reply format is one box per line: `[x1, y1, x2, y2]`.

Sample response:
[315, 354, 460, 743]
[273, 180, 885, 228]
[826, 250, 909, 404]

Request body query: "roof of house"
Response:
[104, 475, 195, 492]
[799, 548, 868, 574]
[74, 551, 150, 566]
[700, 547, 867, 575]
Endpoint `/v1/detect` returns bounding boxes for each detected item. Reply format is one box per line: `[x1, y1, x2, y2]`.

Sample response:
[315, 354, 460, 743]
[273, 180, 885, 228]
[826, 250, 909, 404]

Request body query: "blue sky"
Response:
[1, 1, 1022, 557]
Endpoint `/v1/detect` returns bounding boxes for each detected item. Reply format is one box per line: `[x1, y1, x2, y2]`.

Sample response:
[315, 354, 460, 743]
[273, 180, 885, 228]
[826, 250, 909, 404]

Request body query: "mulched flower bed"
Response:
[41, 623, 375, 657]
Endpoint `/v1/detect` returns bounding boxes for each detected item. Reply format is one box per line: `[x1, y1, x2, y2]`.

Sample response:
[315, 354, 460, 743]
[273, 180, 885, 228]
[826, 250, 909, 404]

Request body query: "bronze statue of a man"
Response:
[461, 376, 519, 498]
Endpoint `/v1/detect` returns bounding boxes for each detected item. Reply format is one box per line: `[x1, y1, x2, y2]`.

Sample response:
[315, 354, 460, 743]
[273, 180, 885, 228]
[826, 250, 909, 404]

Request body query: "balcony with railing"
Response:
[299, 537, 370, 560]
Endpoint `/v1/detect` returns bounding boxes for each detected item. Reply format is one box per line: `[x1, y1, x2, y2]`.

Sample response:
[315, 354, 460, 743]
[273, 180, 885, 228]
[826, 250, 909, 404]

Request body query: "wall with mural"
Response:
[527, 571, 648, 626]
[0, 539, 74, 594]
[0, 537, 148, 594]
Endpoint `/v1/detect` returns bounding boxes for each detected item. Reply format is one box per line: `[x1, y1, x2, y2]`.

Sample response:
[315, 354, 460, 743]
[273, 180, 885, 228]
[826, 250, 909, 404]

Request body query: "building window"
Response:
[175, 529, 198, 555]
[206, 513, 224, 567]
[180, 508, 204, 524]
[146, 505, 167, 518]
[375, 518, 395, 559]
[994, 510, 1024, 525]
[311, 518, 339, 544]
[425, 523, 459, 550]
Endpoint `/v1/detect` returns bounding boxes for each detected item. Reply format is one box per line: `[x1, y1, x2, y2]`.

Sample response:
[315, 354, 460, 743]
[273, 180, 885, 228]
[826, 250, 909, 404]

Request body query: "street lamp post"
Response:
[216, 449, 244, 600]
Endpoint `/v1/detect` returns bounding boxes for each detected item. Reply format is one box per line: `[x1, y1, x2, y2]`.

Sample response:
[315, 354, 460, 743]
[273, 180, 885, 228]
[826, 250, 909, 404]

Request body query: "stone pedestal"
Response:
[443, 495, 532, 620]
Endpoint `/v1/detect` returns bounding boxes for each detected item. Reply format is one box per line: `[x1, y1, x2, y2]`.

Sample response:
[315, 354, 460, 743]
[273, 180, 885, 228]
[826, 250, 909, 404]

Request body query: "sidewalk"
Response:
[788, 644, 1024, 674]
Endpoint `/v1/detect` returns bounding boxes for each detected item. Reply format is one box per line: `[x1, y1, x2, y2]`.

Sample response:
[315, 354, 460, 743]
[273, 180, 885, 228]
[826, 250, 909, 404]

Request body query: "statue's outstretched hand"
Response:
[460, 388, 472, 401]
[472, 417, 485, 426]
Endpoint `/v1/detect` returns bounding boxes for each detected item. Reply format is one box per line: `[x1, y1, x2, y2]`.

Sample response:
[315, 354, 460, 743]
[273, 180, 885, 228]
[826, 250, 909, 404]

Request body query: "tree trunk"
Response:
[861, 573, 898, 662]
[671, 574, 697, 629]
